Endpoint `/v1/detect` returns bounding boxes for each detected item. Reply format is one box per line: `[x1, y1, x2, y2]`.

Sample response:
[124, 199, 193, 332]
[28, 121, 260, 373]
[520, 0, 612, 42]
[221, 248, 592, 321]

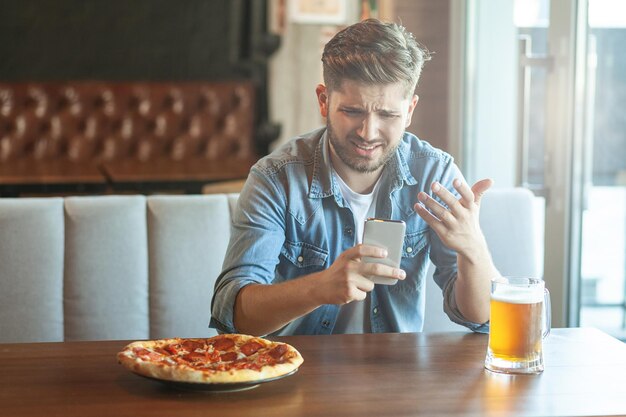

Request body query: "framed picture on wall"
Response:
[289, 0, 347, 24]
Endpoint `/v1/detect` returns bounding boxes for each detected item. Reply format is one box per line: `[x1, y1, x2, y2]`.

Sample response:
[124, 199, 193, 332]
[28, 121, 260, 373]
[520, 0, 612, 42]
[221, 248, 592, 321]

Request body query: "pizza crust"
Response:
[117, 335, 303, 384]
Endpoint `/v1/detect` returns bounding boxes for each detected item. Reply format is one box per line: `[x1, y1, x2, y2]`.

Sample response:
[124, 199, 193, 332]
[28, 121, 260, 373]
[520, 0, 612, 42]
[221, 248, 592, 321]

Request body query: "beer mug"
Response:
[484, 277, 551, 374]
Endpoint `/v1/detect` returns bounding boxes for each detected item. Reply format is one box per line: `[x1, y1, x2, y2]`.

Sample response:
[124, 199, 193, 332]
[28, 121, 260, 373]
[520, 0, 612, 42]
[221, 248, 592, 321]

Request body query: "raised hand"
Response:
[413, 178, 493, 257]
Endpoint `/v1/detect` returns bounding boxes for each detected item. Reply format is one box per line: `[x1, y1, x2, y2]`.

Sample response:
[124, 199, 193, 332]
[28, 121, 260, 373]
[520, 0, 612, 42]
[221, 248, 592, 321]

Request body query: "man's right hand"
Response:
[234, 244, 406, 335]
[312, 244, 406, 305]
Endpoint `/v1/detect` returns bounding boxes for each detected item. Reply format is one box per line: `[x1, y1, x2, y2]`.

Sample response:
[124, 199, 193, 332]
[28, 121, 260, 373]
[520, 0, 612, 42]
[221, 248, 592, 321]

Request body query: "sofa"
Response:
[0, 188, 540, 343]
[0, 81, 258, 196]
[0, 194, 237, 343]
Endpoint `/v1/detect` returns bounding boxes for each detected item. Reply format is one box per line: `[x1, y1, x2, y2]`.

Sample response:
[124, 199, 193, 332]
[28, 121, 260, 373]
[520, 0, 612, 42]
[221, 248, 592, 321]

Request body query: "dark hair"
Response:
[321, 19, 431, 97]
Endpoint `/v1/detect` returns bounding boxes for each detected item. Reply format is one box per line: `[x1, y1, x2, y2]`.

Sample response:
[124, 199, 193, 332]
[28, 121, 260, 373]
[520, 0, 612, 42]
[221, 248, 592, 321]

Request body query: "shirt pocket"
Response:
[278, 240, 329, 279]
[402, 228, 429, 259]
[392, 229, 430, 293]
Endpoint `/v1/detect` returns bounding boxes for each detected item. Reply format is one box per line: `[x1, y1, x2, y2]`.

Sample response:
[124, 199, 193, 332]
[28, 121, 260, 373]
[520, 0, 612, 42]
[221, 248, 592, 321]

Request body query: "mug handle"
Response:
[543, 288, 551, 339]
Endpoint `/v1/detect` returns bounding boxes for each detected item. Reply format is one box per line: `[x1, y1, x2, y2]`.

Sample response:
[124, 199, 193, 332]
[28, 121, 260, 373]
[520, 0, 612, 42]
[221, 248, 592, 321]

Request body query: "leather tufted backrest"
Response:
[0, 82, 255, 163]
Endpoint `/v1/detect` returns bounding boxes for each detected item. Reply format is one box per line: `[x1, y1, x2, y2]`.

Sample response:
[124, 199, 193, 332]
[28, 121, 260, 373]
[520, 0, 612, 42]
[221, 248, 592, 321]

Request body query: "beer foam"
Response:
[491, 285, 543, 304]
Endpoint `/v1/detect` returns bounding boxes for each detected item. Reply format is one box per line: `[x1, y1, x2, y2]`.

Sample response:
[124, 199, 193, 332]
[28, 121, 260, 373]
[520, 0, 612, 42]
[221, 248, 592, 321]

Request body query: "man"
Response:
[210, 19, 498, 336]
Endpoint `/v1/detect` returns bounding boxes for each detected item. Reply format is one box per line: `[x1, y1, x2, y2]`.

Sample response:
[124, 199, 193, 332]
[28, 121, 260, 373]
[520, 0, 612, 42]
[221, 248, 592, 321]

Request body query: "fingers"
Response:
[414, 200, 447, 236]
[349, 244, 406, 280]
[452, 179, 475, 208]
[416, 189, 456, 227]
[413, 178, 480, 233]
[413, 178, 493, 256]
[413, 197, 443, 233]
[360, 261, 406, 280]
[471, 178, 493, 204]
[419, 181, 467, 218]
[341, 245, 406, 284]
[429, 182, 461, 214]
[432, 179, 477, 210]
[333, 276, 373, 305]
[417, 178, 493, 214]
[355, 277, 376, 293]
[345, 244, 387, 260]
[329, 245, 407, 305]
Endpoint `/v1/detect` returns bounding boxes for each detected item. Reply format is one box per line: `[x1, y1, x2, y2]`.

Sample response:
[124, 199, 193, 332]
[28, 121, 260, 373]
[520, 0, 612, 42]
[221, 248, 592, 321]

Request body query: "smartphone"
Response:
[362, 218, 406, 285]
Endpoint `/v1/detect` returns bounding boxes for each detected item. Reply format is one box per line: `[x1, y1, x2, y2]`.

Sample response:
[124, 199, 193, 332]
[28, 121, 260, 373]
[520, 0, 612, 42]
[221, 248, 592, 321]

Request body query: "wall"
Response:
[465, 0, 518, 186]
[268, 0, 451, 154]
[395, 0, 450, 152]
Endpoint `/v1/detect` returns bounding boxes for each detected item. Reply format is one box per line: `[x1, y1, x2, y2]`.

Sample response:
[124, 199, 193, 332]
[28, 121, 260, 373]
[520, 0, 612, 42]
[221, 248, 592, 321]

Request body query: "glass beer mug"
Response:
[484, 277, 551, 374]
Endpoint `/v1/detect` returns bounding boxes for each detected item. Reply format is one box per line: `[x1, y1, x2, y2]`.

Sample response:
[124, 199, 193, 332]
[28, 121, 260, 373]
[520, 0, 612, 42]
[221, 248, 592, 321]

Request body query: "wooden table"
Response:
[1, 328, 625, 417]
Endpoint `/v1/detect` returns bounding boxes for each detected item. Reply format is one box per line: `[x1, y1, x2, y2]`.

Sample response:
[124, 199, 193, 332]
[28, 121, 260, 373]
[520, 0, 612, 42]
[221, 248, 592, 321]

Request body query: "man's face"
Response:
[317, 80, 418, 174]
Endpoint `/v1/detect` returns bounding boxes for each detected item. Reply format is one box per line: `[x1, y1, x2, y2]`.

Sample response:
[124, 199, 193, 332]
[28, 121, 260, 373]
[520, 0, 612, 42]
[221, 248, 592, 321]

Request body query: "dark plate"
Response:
[133, 368, 299, 393]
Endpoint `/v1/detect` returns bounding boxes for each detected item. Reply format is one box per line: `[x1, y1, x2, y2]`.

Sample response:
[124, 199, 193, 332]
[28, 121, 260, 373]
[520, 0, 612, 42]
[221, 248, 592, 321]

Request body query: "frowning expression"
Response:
[317, 80, 418, 174]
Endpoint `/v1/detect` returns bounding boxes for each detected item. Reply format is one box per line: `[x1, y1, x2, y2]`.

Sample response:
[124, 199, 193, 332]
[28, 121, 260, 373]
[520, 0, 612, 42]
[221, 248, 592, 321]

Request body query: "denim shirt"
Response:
[210, 127, 489, 335]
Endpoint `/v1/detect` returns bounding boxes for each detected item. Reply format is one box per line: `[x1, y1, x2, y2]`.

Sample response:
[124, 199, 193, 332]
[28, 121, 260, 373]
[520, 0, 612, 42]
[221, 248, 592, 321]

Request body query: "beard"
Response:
[327, 118, 400, 174]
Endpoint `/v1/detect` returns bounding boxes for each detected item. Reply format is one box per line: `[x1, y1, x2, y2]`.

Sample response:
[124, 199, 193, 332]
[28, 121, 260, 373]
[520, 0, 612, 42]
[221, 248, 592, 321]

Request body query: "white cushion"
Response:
[63, 196, 149, 341]
[0, 198, 64, 342]
[147, 195, 231, 338]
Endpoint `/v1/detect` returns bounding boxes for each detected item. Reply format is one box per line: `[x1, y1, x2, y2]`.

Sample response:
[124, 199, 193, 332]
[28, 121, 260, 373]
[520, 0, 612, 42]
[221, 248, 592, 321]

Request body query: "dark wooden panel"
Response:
[395, 0, 450, 152]
[0, 0, 241, 81]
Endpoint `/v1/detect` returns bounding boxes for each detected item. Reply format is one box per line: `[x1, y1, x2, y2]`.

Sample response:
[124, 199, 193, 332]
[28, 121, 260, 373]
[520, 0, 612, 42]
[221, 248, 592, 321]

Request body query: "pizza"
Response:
[117, 334, 303, 384]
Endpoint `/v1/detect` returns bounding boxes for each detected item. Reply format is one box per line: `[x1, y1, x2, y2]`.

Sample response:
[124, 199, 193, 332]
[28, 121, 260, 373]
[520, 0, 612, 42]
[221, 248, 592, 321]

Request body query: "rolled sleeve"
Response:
[210, 277, 259, 333]
[209, 168, 287, 334]
[441, 273, 490, 333]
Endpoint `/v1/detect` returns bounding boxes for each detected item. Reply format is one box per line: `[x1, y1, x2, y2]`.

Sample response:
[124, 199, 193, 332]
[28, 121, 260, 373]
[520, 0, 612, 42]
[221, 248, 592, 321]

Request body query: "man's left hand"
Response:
[413, 178, 493, 257]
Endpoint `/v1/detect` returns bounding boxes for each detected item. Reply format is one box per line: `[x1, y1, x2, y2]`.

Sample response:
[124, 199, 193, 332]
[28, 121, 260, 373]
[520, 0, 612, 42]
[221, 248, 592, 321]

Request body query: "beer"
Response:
[489, 287, 543, 361]
[484, 277, 550, 374]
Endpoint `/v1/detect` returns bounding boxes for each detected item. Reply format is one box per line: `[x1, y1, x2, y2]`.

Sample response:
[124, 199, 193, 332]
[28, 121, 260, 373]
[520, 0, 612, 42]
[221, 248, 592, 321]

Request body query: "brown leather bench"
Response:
[0, 81, 258, 195]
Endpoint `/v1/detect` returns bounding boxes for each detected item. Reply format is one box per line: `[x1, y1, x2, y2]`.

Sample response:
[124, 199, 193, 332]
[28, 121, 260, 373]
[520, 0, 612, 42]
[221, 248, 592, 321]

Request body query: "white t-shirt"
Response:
[331, 170, 382, 334]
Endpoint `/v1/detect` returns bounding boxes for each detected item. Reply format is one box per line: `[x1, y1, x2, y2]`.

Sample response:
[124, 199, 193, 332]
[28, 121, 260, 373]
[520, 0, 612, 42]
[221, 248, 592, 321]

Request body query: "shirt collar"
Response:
[308, 129, 336, 199]
[390, 134, 418, 189]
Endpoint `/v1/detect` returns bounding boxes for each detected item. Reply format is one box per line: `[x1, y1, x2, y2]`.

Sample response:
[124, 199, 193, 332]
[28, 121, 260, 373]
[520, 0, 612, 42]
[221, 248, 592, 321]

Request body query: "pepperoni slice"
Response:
[220, 351, 238, 362]
[154, 347, 169, 356]
[133, 347, 163, 361]
[212, 337, 235, 351]
[182, 340, 204, 352]
[268, 344, 288, 360]
[182, 351, 207, 362]
[240, 341, 263, 356]
[133, 347, 151, 356]
[165, 344, 182, 355]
